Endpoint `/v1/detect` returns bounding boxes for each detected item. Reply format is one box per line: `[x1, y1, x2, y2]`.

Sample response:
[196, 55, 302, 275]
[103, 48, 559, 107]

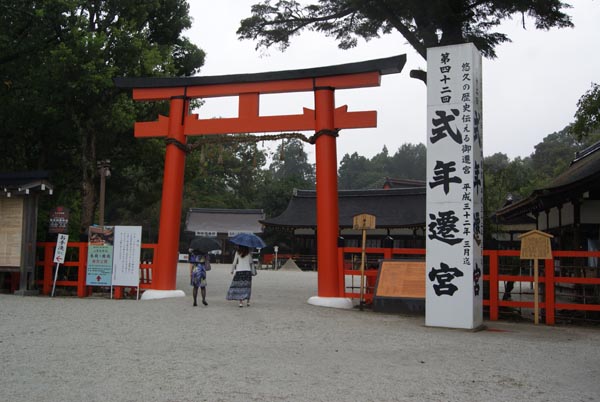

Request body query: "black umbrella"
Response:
[189, 237, 221, 254]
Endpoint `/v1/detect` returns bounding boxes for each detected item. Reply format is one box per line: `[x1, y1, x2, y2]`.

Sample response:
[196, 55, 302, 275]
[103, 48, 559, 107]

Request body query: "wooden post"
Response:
[519, 230, 553, 325]
[353, 214, 376, 309]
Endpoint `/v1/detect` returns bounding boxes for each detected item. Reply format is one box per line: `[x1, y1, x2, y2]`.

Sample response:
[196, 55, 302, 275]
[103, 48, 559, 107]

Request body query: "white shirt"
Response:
[232, 252, 252, 272]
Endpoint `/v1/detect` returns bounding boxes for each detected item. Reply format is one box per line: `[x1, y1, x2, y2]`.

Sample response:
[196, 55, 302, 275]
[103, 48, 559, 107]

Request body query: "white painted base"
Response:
[307, 296, 353, 309]
[141, 289, 186, 300]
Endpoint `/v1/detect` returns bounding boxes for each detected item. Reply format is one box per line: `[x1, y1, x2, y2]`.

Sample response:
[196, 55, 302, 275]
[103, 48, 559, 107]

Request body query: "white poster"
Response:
[53, 234, 69, 264]
[426, 43, 484, 329]
[112, 226, 142, 287]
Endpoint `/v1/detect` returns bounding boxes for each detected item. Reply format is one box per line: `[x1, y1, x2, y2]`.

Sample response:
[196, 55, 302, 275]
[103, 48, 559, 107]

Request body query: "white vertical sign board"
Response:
[53, 234, 69, 264]
[112, 226, 142, 287]
[426, 43, 484, 329]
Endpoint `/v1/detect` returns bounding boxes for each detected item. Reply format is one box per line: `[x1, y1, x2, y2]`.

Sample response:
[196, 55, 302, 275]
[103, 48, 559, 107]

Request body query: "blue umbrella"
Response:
[230, 233, 266, 249]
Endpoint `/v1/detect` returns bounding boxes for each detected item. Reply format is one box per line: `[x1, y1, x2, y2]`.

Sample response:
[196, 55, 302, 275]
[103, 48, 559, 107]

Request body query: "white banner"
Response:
[426, 43, 484, 329]
[112, 226, 142, 287]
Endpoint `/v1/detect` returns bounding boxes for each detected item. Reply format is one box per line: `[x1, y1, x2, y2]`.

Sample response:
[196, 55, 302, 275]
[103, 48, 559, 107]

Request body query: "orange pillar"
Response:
[314, 87, 340, 297]
[154, 96, 188, 290]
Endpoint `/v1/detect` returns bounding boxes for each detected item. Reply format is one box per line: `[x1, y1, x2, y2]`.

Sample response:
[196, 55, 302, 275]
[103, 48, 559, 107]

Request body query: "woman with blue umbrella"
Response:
[226, 233, 265, 307]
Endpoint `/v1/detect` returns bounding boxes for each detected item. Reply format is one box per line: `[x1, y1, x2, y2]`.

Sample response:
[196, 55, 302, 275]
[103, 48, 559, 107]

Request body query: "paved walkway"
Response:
[1, 263, 599, 402]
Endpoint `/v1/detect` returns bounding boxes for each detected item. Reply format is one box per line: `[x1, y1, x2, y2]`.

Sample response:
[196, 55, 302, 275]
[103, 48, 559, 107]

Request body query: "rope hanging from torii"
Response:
[164, 129, 340, 154]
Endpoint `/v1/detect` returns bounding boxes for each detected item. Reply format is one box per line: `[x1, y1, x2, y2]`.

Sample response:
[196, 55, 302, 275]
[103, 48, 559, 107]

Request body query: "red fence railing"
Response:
[339, 247, 600, 325]
[23, 243, 600, 324]
[35, 241, 157, 299]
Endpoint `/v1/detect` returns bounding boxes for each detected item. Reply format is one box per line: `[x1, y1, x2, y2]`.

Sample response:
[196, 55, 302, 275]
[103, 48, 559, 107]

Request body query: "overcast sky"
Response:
[185, 1, 600, 164]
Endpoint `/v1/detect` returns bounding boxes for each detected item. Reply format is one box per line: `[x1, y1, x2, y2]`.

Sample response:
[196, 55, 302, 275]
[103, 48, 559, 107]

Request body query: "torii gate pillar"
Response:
[154, 96, 188, 289]
[314, 88, 340, 297]
[115, 55, 406, 302]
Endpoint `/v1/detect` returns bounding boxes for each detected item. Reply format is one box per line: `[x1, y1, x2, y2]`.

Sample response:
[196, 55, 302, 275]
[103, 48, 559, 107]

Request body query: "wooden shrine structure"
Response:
[115, 55, 406, 298]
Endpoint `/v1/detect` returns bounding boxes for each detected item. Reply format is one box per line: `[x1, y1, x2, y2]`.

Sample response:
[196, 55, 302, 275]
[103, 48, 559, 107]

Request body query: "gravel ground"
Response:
[1, 263, 599, 402]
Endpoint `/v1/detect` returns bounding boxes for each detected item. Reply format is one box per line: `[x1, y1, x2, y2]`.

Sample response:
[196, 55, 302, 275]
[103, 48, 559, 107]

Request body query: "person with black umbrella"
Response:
[188, 237, 219, 307]
[190, 250, 211, 306]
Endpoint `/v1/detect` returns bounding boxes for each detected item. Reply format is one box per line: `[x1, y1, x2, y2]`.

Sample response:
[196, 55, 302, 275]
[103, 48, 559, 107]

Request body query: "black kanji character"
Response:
[429, 161, 462, 194]
[429, 262, 464, 296]
[430, 109, 462, 144]
[428, 210, 463, 246]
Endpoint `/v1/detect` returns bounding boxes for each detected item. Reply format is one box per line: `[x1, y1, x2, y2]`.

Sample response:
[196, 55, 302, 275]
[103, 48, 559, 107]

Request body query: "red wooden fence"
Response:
[29, 243, 600, 325]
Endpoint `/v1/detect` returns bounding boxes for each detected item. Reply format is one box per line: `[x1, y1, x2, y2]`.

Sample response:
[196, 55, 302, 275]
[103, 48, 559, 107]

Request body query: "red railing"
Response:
[28, 243, 600, 324]
[35, 241, 157, 299]
[340, 247, 600, 325]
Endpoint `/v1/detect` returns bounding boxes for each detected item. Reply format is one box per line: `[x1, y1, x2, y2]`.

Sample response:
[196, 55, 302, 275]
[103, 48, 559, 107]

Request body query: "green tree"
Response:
[238, 0, 573, 60]
[0, 1, 205, 237]
[338, 152, 381, 189]
[530, 128, 581, 181]
[388, 143, 426, 180]
[258, 138, 315, 218]
[571, 83, 600, 141]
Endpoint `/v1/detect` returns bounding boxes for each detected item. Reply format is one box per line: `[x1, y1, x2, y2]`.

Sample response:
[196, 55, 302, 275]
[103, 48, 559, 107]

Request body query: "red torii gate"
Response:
[115, 55, 406, 300]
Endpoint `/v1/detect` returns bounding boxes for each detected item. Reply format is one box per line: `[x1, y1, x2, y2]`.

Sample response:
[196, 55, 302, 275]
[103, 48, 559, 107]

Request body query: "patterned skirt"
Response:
[191, 267, 206, 288]
[226, 271, 252, 301]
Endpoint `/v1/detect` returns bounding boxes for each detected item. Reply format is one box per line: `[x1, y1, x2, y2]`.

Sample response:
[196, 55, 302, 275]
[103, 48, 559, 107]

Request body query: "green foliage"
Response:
[338, 143, 426, 189]
[0, 0, 205, 239]
[571, 83, 600, 140]
[257, 139, 315, 218]
[238, 0, 573, 59]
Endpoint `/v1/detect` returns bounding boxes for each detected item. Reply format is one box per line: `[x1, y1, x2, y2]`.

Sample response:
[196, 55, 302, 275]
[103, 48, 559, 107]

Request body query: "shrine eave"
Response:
[114, 55, 406, 89]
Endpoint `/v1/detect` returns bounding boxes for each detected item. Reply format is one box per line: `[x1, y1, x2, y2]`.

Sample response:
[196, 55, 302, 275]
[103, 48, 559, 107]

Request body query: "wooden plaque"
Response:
[353, 213, 376, 230]
[519, 230, 553, 260]
[375, 260, 425, 298]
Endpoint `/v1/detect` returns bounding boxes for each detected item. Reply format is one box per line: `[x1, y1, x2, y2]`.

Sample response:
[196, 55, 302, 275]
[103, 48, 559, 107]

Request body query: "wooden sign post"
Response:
[353, 213, 376, 309]
[518, 230, 553, 324]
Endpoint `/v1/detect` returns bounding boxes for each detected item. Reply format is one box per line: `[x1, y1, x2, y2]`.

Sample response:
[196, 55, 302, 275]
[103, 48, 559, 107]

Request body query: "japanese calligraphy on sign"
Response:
[53, 233, 69, 264]
[426, 43, 484, 329]
[112, 226, 142, 287]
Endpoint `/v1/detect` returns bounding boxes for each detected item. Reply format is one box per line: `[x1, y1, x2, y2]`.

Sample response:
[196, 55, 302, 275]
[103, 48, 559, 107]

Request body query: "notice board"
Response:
[112, 226, 142, 287]
[373, 260, 426, 314]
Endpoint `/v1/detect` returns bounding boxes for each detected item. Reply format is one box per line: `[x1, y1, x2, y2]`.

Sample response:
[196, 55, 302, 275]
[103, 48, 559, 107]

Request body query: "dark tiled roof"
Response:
[382, 177, 426, 189]
[0, 170, 53, 196]
[496, 141, 600, 220]
[262, 188, 426, 229]
[185, 208, 265, 234]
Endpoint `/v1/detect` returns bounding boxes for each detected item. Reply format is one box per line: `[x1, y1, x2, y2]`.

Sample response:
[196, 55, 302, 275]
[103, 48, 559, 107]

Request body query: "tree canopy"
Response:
[0, 1, 205, 233]
[237, 0, 573, 60]
[571, 83, 600, 141]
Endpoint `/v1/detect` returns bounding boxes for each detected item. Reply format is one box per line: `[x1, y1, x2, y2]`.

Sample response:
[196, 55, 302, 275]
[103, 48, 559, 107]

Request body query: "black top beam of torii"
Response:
[114, 54, 406, 89]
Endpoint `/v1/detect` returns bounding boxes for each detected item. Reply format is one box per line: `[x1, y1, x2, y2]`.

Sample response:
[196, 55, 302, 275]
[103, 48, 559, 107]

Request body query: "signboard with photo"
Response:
[86, 226, 114, 286]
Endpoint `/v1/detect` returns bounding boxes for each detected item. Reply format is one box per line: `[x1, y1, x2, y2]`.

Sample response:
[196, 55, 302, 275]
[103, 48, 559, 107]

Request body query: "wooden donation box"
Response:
[373, 260, 426, 314]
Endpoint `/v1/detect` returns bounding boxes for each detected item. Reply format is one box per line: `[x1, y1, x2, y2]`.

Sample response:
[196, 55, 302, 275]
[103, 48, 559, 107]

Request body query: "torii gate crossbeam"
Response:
[115, 55, 406, 301]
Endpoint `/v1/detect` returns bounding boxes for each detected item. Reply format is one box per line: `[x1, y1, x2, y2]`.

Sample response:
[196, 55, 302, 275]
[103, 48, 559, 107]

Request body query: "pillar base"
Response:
[14, 289, 40, 296]
[307, 296, 353, 309]
[140, 289, 185, 300]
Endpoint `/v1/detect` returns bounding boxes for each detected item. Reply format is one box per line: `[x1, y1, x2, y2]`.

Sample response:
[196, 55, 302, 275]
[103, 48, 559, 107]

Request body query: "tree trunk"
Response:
[80, 129, 96, 229]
